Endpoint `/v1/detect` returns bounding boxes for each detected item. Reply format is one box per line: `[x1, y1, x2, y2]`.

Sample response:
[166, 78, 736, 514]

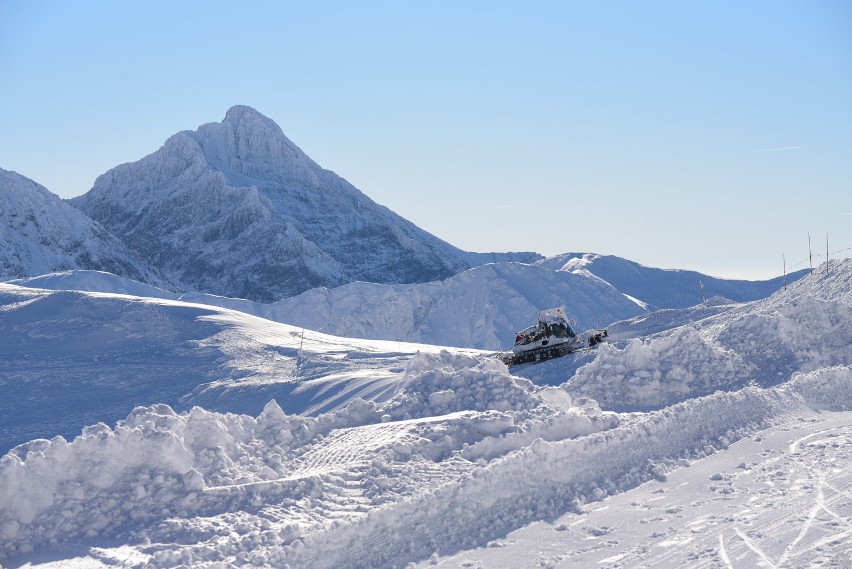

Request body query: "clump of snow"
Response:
[568, 326, 743, 409]
[0, 401, 321, 557]
[386, 351, 541, 418]
[788, 365, 852, 411]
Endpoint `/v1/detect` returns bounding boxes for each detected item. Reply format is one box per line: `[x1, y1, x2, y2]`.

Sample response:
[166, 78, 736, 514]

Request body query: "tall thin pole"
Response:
[808, 232, 813, 273]
[783, 254, 787, 290]
[826, 232, 830, 275]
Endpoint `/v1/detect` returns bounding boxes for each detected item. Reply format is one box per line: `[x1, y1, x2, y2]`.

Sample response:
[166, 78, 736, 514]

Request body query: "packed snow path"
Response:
[423, 407, 852, 568]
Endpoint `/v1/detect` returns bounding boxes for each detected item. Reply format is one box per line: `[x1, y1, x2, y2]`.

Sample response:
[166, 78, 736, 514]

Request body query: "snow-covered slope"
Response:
[0, 168, 169, 286]
[0, 282, 479, 455]
[1, 260, 851, 567]
[245, 262, 647, 350]
[539, 252, 808, 309]
[69, 106, 539, 301]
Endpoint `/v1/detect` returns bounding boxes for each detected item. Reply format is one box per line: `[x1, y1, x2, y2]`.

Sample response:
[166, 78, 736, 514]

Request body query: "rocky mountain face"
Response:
[0, 168, 170, 286]
[70, 106, 539, 302]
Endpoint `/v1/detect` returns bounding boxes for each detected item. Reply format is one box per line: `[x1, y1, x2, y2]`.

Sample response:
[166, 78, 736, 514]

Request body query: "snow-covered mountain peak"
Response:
[185, 105, 320, 189]
[224, 104, 268, 122]
[70, 107, 536, 301]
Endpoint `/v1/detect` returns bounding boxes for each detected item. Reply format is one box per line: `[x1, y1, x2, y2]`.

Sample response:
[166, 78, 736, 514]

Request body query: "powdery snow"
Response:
[0, 261, 849, 568]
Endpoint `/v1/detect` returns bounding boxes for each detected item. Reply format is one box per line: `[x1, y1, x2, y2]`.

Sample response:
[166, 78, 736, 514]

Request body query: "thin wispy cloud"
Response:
[748, 146, 803, 153]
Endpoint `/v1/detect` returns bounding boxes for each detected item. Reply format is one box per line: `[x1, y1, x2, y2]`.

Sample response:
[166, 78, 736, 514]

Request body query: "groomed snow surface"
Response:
[2, 261, 851, 568]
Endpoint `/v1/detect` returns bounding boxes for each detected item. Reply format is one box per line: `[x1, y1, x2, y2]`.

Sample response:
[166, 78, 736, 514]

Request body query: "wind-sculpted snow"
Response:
[69, 106, 539, 301]
[0, 282, 478, 454]
[0, 168, 168, 287]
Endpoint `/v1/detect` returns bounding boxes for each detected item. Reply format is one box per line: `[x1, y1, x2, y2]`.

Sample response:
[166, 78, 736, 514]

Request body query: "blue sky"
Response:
[2, 1, 850, 279]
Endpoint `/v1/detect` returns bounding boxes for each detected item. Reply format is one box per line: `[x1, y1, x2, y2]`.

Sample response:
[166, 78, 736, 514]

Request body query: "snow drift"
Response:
[564, 261, 852, 411]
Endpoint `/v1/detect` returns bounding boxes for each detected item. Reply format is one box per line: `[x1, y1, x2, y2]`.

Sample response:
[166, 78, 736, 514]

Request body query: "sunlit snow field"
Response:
[1, 261, 851, 568]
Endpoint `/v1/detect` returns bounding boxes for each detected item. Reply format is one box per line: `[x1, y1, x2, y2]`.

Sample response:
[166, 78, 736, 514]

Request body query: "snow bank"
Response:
[788, 365, 852, 411]
[567, 327, 744, 409]
[0, 401, 321, 557]
[0, 352, 616, 562]
[569, 295, 852, 410]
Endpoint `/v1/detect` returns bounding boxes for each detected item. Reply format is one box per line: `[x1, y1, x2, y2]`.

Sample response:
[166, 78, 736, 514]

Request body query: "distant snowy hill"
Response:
[69, 106, 539, 301]
[0, 168, 169, 286]
[265, 262, 646, 349]
[10, 263, 647, 351]
[11, 248, 798, 353]
[538, 252, 808, 309]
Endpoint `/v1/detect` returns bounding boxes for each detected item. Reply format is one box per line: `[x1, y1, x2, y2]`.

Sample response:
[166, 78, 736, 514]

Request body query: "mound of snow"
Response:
[565, 261, 852, 410]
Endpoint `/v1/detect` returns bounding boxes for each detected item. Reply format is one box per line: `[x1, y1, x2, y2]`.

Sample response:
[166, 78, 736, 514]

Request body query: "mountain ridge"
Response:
[538, 252, 808, 309]
[0, 167, 171, 287]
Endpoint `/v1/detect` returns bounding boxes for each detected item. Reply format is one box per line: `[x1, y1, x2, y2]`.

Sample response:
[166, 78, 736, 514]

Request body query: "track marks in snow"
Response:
[420, 409, 852, 569]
